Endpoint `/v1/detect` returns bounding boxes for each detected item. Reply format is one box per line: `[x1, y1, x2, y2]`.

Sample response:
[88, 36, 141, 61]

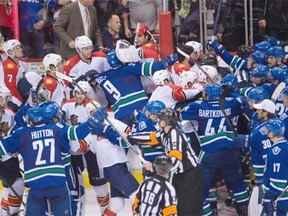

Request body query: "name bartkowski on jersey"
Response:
[31, 129, 54, 139]
[199, 108, 231, 118]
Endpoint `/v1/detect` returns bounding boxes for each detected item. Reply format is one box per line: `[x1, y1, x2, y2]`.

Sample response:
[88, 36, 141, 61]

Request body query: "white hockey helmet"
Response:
[115, 39, 142, 63]
[0, 33, 4, 49]
[75, 35, 93, 54]
[197, 65, 221, 84]
[0, 85, 11, 106]
[86, 100, 101, 117]
[74, 81, 91, 96]
[43, 53, 63, 71]
[179, 70, 198, 88]
[185, 41, 203, 59]
[152, 70, 170, 86]
[2, 39, 22, 57]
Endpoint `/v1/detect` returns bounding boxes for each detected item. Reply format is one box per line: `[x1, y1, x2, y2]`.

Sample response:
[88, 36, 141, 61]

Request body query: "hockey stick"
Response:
[234, 59, 246, 81]
[212, 0, 223, 41]
[271, 82, 286, 103]
[134, 23, 140, 46]
[0, 176, 26, 208]
[55, 72, 146, 164]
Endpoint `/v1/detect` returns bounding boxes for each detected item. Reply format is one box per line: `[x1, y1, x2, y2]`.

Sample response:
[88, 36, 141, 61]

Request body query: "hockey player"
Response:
[62, 81, 110, 215]
[132, 155, 177, 216]
[266, 46, 287, 68]
[0, 105, 100, 215]
[149, 69, 201, 109]
[94, 40, 165, 126]
[185, 41, 203, 61]
[0, 85, 24, 216]
[41, 53, 66, 106]
[131, 100, 166, 177]
[262, 118, 288, 216]
[0, 39, 28, 111]
[180, 83, 249, 215]
[0, 33, 7, 62]
[128, 108, 203, 216]
[280, 87, 288, 140]
[84, 101, 139, 216]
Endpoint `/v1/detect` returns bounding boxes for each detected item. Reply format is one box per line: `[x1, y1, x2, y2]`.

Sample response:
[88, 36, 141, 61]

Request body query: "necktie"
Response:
[85, 7, 91, 37]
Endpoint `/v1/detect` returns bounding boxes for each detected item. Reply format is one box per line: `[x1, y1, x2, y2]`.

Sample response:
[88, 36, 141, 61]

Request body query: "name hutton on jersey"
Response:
[31, 129, 54, 139]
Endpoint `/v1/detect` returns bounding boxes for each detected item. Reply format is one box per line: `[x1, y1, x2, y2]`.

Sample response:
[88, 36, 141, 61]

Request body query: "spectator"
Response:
[123, 0, 163, 42]
[102, 13, 122, 50]
[54, 0, 104, 59]
[18, 0, 48, 58]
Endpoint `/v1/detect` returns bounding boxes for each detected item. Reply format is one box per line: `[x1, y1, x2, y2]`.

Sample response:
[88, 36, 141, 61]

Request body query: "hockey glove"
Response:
[262, 193, 275, 216]
[89, 122, 112, 136]
[90, 107, 108, 124]
[166, 54, 178, 66]
[265, 36, 281, 46]
[232, 134, 249, 148]
[206, 40, 224, 54]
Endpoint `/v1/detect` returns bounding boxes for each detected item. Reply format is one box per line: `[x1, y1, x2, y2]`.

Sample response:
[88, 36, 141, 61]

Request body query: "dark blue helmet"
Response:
[265, 118, 286, 136]
[254, 41, 272, 52]
[266, 46, 286, 59]
[282, 87, 288, 96]
[26, 106, 44, 125]
[41, 101, 62, 123]
[204, 83, 222, 101]
[267, 67, 286, 82]
[222, 74, 238, 89]
[251, 50, 267, 65]
[107, 49, 122, 68]
[250, 64, 269, 78]
[247, 87, 269, 103]
[144, 100, 166, 115]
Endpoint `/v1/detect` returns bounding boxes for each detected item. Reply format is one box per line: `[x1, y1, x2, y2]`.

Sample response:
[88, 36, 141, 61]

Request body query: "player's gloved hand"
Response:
[262, 193, 275, 216]
[166, 54, 178, 66]
[89, 121, 112, 136]
[265, 35, 281, 46]
[206, 40, 224, 54]
[232, 135, 249, 148]
[90, 107, 107, 124]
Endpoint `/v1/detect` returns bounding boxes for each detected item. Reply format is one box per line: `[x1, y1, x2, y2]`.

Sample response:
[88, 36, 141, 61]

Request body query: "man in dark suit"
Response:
[54, 0, 104, 59]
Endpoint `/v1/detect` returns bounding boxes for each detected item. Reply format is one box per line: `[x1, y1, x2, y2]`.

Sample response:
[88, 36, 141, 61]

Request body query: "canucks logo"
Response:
[272, 146, 281, 155]
[138, 121, 147, 131]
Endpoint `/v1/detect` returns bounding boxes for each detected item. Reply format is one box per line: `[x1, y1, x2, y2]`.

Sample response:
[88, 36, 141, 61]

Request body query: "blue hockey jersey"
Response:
[95, 61, 165, 120]
[263, 140, 288, 201]
[0, 121, 90, 189]
[180, 98, 243, 153]
[248, 121, 273, 183]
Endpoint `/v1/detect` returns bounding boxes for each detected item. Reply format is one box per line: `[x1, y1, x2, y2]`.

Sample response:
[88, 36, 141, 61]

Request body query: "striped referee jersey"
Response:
[128, 126, 199, 174]
[133, 174, 177, 216]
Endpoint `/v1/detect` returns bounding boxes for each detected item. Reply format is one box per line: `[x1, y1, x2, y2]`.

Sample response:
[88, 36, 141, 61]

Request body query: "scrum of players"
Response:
[0, 26, 288, 216]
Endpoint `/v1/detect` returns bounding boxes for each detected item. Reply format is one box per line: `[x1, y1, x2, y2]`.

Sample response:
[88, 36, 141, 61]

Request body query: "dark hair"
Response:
[177, 45, 194, 62]
[105, 13, 119, 26]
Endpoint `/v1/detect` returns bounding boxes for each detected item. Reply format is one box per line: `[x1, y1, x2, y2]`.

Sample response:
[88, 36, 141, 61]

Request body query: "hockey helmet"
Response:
[237, 44, 254, 59]
[107, 49, 122, 68]
[179, 70, 198, 88]
[144, 100, 166, 116]
[200, 53, 218, 66]
[266, 46, 286, 59]
[152, 70, 170, 86]
[250, 64, 269, 78]
[134, 23, 149, 36]
[26, 106, 44, 125]
[2, 39, 22, 57]
[197, 65, 221, 84]
[74, 81, 91, 96]
[0, 85, 11, 106]
[75, 35, 93, 54]
[157, 108, 177, 126]
[38, 86, 50, 103]
[153, 155, 173, 174]
[43, 53, 63, 71]
[251, 50, 267, 65]
[282, 87, 288, 97]
[185, 41, 203, 59]
[203, 83, 222, 101]
[222, 74, 238, 89]
[41, 101, 62, 123]
[267, 67, 286, 83]
[265, 118, 286, 137]
[247, 87, 269, 103]
[254, 41, 272, 52]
